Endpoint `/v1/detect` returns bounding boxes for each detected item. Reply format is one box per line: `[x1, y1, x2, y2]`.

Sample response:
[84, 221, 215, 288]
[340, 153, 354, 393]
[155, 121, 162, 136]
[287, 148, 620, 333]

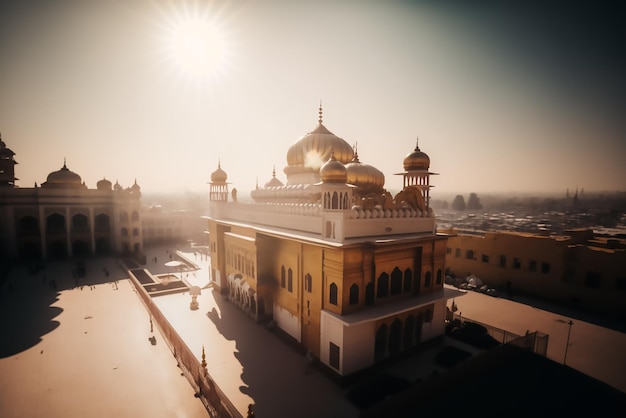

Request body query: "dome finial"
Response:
[318, 101, 323, 124]
[63, 157, 67, 168]
[415, 136, 420, 151]
[272, 165, 277, 178]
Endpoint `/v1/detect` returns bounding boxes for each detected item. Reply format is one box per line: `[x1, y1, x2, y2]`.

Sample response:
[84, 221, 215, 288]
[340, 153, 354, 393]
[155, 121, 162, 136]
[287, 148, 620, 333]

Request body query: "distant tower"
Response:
[0, 133, 18, 187]
[209, 160, 229, 202]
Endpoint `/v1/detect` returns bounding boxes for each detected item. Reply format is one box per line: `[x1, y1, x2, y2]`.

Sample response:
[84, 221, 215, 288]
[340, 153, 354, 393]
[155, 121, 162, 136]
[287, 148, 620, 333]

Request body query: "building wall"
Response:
[445, 231, 626, 319]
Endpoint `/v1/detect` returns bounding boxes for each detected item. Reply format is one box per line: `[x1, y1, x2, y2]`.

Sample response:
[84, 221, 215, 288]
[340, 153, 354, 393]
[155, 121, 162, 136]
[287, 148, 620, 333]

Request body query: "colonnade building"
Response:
[205, 108, 459, 377]
[0, 135, 143, 261]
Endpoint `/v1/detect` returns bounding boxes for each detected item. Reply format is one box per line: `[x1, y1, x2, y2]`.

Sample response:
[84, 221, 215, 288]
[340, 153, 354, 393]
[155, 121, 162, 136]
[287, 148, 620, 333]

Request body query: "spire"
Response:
[318, 101, 323, 124]
[63, 157, 67, 169]
[272, 165, 277, 178]
[352, 142, 360, 162]
[415, 136, 420, 151]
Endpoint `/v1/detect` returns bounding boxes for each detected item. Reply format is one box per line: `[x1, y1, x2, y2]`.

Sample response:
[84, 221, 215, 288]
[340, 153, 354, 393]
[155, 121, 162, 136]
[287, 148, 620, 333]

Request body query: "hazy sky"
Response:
[1, 0, 624, 197]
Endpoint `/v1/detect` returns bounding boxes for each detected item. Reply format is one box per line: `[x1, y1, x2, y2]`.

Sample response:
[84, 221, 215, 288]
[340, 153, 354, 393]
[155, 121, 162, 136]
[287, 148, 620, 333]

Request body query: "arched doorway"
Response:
[374, 324, 388, 362]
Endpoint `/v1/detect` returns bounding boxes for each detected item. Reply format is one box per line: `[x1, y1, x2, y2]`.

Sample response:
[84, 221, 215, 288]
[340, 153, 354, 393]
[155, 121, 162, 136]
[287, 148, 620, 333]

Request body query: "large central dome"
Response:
[285, 106, 354, 175]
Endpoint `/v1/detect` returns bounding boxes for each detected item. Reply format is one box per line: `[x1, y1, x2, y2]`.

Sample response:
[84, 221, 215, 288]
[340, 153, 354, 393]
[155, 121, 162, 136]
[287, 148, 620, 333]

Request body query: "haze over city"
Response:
[1, 0, 624, 196]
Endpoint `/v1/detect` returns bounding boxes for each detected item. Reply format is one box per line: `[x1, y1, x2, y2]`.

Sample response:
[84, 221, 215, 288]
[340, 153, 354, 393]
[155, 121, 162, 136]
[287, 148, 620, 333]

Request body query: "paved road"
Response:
[0, 258, 208, 418]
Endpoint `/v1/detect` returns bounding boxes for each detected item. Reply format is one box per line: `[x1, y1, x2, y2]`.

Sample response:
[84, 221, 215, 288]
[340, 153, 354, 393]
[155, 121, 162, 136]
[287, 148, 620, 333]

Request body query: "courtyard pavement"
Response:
[0, 256, 208, 418]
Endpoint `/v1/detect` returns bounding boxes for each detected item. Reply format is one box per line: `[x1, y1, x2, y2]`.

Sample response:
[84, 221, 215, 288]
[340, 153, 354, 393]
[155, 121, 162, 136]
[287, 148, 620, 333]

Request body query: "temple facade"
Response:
[205, 107, 459, 377]
[0, 135, 143, 261]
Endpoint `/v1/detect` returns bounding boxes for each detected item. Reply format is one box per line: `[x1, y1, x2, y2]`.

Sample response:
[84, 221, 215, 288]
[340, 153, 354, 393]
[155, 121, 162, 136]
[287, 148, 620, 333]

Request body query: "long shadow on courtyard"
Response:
[0, 258, 126, 358]
[206, 291, 359, 418]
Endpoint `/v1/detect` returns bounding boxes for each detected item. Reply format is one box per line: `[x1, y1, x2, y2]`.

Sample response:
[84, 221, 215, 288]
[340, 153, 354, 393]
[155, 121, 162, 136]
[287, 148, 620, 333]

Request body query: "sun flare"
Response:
[157, 2, 235, 88]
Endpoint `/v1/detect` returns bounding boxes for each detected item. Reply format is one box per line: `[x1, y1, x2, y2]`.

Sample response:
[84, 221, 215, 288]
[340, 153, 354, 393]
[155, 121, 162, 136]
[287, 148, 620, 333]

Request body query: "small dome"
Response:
[403, 138, 430, 171]
[345, 152, 385, 194]
[320, 152, 347, 183]
[114, 180, 123, 191]
[42, 161, 85, 189]
[211, 161, 228, 183]
[264, 166, 284, 188]
[97, 177, 112, 191]
[130, 179, 141, 193]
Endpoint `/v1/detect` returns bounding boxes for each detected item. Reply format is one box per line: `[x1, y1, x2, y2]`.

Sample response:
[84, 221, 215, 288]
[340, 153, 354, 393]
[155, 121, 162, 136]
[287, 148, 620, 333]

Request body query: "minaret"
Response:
[209, 160, 229, 202]
[396, 136, 438, 213]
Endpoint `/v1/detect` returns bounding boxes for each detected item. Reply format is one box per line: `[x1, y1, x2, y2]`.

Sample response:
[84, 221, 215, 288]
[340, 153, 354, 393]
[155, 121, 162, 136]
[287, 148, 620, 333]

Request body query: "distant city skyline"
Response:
[1, 1, 624, 196]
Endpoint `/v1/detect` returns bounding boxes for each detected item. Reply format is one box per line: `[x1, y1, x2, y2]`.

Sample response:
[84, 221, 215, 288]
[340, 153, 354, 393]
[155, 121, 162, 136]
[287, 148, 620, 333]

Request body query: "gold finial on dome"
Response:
[318, 101, 323, 124]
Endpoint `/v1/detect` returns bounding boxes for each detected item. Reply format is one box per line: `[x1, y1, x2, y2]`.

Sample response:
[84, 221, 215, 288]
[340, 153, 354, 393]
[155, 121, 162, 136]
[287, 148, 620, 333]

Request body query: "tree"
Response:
[451, 195, 466, 211]
[467, 193, 483, 210]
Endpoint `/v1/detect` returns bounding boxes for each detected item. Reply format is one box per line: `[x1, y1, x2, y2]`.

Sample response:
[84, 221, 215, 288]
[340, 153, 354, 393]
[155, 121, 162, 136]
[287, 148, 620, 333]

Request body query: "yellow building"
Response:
[0, 135, 143, 261]
[205, 108, 459, 377]
[443, 229, 626, 320]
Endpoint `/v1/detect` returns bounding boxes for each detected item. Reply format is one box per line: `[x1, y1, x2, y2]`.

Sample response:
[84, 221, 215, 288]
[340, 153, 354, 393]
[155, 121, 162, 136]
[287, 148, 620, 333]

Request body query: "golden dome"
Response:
[97, 177, 112, 191]
[346, 152, 385, 194]
[210, 161, 228, 183]
[403, 138, 430, 171]
[320, 152, 347, 183]
[285, 105, 354, 171]
[42, 161, 85, 189]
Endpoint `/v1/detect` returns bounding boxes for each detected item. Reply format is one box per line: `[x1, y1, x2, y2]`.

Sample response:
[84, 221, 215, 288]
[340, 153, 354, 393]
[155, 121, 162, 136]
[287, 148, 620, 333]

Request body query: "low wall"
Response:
[127, 266, 241, 418]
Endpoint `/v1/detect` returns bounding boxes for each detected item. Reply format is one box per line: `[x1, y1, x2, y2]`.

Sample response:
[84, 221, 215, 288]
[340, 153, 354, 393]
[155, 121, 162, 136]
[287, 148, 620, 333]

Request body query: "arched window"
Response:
[425, 309, 433, 323]
[391, 267, 402, 295]
[425, 271, 432, 287]
[436, 269, 443, 285]
[287, 268, 293, 292]
[404, 316, 415, 349]
[94, 214, 110, 232]
[343, 193, 348, 209]
[72, 213, 89, 231]
[377, 272, 389, 298]
[403, 268, 413, 292]
[389, 319, 402, 355]
[375, 324, 388, 362]
[329, 283, 338, 305]
[18, 216, 39, 235]
[349, 284, 359, 305]
[365, 281, 374, 305]
[332, 191, 338, 209]
[47, 213, 65, 233]
[280, 265, 286, 288]
[305, 274, 312, 293]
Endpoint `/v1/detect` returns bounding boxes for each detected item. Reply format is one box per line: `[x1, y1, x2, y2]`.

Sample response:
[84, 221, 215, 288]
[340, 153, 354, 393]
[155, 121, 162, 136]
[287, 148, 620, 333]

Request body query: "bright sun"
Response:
[158, 2, 234, 88]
